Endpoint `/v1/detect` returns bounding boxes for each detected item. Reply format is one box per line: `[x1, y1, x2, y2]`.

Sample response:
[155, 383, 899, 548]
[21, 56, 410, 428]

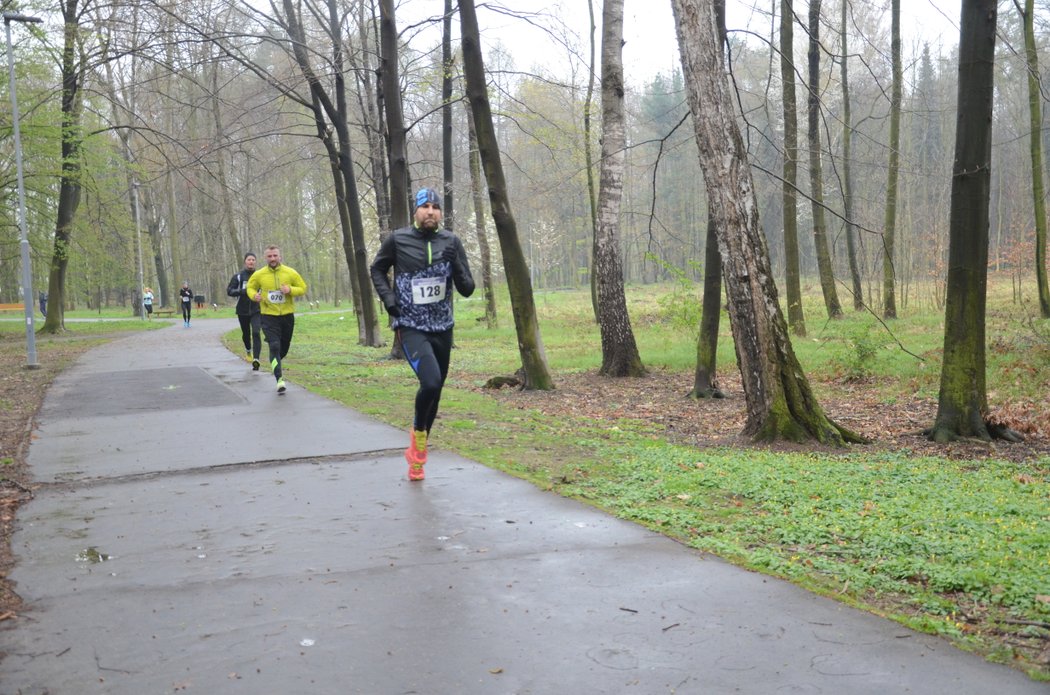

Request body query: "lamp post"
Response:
[132, 182, 145, 320]
[5, 11, 43, 368]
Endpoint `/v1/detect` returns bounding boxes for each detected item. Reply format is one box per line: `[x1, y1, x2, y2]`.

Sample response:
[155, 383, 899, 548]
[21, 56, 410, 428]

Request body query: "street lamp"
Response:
[132, 182, 145, 320]
[5, 11, 43, 368]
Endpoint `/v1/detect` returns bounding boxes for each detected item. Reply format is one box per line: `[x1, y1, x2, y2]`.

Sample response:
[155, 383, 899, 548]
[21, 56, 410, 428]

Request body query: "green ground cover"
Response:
[228, 282, 1048, 677]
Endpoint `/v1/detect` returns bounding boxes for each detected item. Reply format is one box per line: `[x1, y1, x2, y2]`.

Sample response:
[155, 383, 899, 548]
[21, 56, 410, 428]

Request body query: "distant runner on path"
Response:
[369, 186, 475, 480]
[248, 245, 307, 394]
[179, 281, 193, 327]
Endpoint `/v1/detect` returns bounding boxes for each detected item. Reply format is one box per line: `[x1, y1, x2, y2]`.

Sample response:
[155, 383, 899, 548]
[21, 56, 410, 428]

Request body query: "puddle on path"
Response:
[75, 547, 112, 563]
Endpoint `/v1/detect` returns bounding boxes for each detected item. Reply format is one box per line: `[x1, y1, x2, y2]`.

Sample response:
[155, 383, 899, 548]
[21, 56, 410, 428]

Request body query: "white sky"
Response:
[459, 0, 963, 83]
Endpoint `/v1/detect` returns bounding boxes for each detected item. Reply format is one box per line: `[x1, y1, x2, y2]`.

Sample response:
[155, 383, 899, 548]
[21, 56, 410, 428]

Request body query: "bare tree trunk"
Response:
[806, 0, 842, 320]
[379, 0, 408, 226]
[442, 0, 455, 229]
[466, 105, 498, 328]
[930, 0, 1020, 443]
[460, 0, 554, 390]
[671, 0, 862, 445]
[585, 0, 600, 322]
[210, 58, 241, 262]
[166, 170, 182, 306]
[594, 0, 645, 377]
[144, 191, 167, 304]
[780, 0, 805, 336]
[1019, 0, 1050, 318]
[881, 0, 902, 319]
[840, 0, 863, 311]
[280, 0, 379, 345]
[354, 2, 391, 235]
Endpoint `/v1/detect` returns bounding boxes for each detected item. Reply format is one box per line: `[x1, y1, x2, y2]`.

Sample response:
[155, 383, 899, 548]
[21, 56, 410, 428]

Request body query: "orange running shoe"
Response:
[405, 429, 427, 481]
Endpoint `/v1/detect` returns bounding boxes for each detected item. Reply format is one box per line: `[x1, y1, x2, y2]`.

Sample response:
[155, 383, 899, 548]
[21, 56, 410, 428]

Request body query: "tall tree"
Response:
[466, 105, 497, 327]
[806, 0, 842, 320]
[379, 0, 408, 227]
[929, 0, 1019, 443]
[441, 0, 455, 229]
[690, 0, 727, 400]
[881, 0, 902, 319]
[671, 0, 862, 444]
[594, 0, 644, 377]
[42, 0, 92, 332]
[459, 0, 554, 389]
[780, 0, 805, 336]
[352, 1, 391, 237]
[1018, 0, 1050, 318]
[279, 0, 380, 345]
[839, 0, 863, 311]
[584, 0, 599, 322]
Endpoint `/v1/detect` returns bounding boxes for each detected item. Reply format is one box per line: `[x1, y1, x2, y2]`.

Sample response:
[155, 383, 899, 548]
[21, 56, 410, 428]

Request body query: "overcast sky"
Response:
[449, 0, 963, 83]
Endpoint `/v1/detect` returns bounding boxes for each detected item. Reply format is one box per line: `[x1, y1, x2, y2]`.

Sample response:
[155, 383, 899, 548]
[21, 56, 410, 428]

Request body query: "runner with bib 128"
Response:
[370, 187, 475, 481]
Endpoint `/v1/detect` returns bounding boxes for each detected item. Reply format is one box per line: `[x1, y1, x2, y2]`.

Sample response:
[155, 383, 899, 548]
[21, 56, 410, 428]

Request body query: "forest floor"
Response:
[489, 368, 1050, 465]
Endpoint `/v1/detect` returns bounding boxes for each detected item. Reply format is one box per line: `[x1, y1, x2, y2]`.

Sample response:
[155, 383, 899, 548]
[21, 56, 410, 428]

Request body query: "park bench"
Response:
[0, 303, 26, 312]
[152, 308, 176, 318]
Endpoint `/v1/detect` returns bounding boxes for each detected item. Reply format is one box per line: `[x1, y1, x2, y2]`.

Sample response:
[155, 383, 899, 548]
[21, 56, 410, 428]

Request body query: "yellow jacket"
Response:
[247, 264, 307, 316]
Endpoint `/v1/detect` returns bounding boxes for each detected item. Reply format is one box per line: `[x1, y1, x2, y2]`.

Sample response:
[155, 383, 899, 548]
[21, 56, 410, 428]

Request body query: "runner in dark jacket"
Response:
[227, 252, 262, 370]
[370, 187, 475, 481]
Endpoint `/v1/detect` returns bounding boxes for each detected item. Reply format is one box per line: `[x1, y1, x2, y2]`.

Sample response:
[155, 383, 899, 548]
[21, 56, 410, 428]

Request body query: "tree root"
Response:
[686, 387, 726, 400]
[924, 420, 1026, 444]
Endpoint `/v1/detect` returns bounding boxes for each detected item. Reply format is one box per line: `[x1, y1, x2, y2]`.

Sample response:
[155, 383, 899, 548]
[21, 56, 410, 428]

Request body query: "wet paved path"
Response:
[1, 320, 1045, 694]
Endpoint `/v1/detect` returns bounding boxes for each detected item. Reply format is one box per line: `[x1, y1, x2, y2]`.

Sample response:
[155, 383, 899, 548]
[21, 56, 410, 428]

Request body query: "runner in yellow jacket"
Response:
[247, 245, 307, 393]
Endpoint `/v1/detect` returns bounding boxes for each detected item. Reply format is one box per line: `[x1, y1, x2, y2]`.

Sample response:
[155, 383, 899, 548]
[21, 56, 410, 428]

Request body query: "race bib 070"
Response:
[268, 290, 285, 303]
[411, 277, 446, 305]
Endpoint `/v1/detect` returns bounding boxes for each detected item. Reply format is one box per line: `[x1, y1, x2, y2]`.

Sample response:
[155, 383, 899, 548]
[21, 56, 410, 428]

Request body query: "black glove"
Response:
[440, 244, 457, 264]
[385, 303, 401, 318]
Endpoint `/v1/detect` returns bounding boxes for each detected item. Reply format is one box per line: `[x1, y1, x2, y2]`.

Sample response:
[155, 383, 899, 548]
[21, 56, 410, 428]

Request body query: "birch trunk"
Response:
[594, 0, 644, 377]
[670, 0, 861, 444]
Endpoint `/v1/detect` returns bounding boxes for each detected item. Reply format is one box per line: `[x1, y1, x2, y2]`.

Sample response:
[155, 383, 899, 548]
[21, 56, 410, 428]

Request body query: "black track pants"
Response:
[398, 327, 453, 434]
[261, 313, 295, 380]
[239, 313, 262, 359]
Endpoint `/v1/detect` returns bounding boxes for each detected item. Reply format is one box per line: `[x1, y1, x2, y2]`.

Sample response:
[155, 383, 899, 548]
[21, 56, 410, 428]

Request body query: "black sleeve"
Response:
[369, 234, 398, 309]
[226, 273, 242, 298]
[452, 237, 475, 298]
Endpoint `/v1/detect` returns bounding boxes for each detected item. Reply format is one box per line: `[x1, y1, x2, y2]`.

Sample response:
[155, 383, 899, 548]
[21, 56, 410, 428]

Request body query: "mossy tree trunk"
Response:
[839, 0, 863, 311]
[881, 0, 902, 320]
[465, 106, 497, 328]
[460, 0, 554, 390]
[806, 0, 842, 321]
[929, 0, 1020, 443]
[671, 0, 863, 445]
[779, 0, 805, 337]
[43, 0, 87, 334]
[1020, 0, 1050, 319]
[690, 209, 725, 399]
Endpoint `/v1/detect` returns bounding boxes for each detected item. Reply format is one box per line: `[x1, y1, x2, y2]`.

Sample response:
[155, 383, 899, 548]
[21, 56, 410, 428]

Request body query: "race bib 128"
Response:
[411, 277, 446, 305]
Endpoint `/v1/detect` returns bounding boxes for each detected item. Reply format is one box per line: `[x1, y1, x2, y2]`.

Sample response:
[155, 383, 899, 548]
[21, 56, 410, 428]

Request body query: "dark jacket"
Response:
[370, 224, 475, 332]
[227, 268, 261, 316]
